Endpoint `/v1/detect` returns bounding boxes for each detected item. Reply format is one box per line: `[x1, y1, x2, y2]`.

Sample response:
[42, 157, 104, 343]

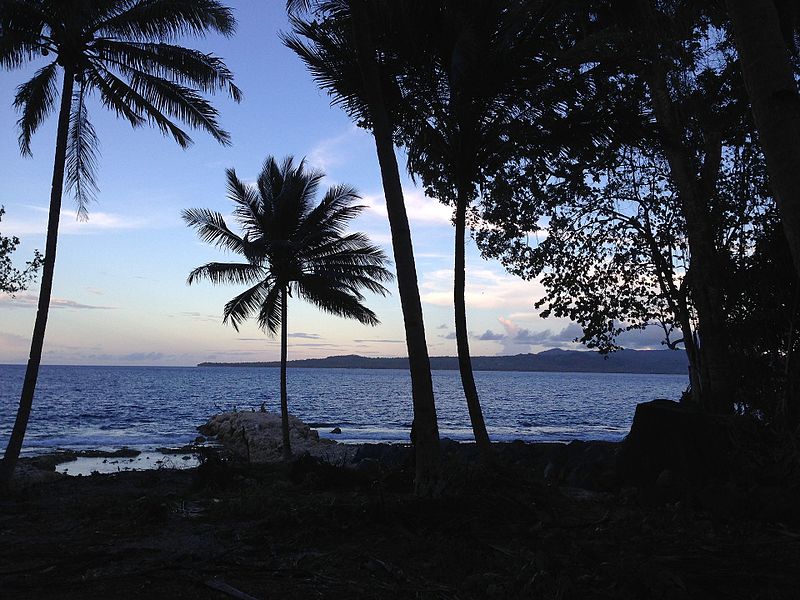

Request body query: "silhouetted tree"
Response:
[0, 0, 241, 488]
[478, 1, 756, 414]
[286, 0, 443, 494]
[0, 206, 43, 296]
[184, 156, 393, 459]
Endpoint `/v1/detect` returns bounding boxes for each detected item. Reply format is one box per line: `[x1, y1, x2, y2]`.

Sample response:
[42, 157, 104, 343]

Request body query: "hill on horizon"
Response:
[199, 348, 689, 375]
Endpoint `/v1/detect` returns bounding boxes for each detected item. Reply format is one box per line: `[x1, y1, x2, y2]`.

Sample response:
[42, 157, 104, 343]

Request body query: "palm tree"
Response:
[285, 0, 443, 494]
[0, 0, 241, 488]
[398, 0, 537, 456]
[184, 156, 393, 459]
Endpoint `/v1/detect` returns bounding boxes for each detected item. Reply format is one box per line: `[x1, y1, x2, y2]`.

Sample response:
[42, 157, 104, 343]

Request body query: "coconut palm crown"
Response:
[2, 0, 242, 214]
[183, 156, 393, 457]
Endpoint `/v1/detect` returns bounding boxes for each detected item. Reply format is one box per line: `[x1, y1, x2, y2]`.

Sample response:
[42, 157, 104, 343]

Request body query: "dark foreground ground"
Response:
[2, 441, 800, 600]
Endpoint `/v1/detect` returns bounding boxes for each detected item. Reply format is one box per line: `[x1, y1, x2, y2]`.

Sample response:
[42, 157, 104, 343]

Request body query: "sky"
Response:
[0, 2, 663, 367]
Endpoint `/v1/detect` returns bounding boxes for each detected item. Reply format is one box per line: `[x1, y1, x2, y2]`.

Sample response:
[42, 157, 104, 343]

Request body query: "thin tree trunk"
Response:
[642, 221, 702, 404]
[727, 0, 800, 283]
[349, 0, 441, 496]
[280, 285, 291, 460]
[454, 188, 491, 455]
[1, 70, 75, 489]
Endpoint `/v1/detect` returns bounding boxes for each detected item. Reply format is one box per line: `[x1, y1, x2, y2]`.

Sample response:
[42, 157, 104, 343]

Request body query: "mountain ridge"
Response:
[198, 348, 688, 375]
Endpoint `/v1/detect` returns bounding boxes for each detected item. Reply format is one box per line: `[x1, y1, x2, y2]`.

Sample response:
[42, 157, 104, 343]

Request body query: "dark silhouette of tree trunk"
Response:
[280, 285, 291, 459]
[454, 185, 491, 455]
[349, 0, 441, 495]
[1, 69, 74, 489]
[631, 0, 733, 414]
[642, 214, 703, 403]
[727, 0, 800, 284]
[644, 65, 732, 414]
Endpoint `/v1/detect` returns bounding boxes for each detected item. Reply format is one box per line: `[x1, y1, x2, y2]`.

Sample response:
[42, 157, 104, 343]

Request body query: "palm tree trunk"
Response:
[1, 70, 75, 489]
[349, 0, 441, 496]
[280, 285, 291, 460]
[454, 188, 491, 455]
[727, 0, 800, 283]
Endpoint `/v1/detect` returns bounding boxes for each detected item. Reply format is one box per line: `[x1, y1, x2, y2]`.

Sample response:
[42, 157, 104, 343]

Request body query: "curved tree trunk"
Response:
[727, 0, 800, 283]
[280, 285, 291, 460]
[454, 188, 491, 455]
[349, 0, 441, 496]
[1, 70, 75, 489]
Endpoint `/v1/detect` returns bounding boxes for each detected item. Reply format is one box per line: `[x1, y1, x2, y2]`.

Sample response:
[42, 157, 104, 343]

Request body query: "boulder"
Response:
[7, 462, 65, 489]
[199, 412, 355, 464]
[618, 399, 732, 487]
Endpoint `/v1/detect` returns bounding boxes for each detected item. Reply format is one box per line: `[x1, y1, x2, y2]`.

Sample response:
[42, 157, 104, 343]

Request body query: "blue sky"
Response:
[0, 2, 663, 366]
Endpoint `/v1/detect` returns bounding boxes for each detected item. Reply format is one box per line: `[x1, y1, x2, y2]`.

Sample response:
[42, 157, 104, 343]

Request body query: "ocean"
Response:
[0, 364, 687, 455]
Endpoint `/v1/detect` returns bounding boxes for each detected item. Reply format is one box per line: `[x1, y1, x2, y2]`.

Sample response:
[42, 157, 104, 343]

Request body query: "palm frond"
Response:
[95, 0, 236, 42]
[65, 85, 100, 220]
[84, 65, 146, 128]
[92, 39, 242, 102]
[283, 16, 371, 123]
[182, 207, 246, 254]
[306, 267, 391, 296]
[0, 0, 49, 70]
[14, 61, 58, 155]
[187, 261, 265, 286]
[271, 157, 323, 239]
[226, 168, 265, 235]
[120, 67, 232, 145]
[286, 0, 312, 15]
[222, 280, 269, 332]
[296, 276, 381, 326]
[299, 183, 362, 239]
[89, 64, 192, 146]
[256, 285, 282, 335]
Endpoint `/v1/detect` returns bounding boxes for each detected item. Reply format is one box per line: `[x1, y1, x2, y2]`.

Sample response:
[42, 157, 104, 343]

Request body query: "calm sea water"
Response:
[0, 365, 687, 455]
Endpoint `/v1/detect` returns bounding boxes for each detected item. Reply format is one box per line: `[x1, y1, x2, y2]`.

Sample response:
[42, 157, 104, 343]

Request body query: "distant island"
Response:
[198, 348, 688, 375]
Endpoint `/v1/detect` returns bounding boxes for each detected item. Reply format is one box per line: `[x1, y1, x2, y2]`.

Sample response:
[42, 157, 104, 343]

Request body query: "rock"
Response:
[654, 468, 686, 503]
[618, 399, 732, 487]
[8, 462, 65, 489]
[195, 435, 206, 444]
[199, 412, 355, 464]
[330, 427, 342, 434]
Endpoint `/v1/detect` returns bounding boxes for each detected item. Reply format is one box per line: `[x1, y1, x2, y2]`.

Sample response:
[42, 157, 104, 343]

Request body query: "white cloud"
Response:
[362, 187, 453, 226]
[419, 267, 544, 310]
[0, 293, 115, 310]
[2, 209, 149, 236]
[307, 126, 367, 173]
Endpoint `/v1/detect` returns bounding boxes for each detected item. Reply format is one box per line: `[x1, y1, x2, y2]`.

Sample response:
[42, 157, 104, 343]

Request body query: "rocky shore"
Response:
[2, 402, 799, 599]
[198, 411, 358, 464]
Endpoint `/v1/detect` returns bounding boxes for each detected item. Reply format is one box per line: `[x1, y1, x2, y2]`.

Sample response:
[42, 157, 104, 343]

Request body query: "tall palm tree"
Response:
[184, 156, 393, 459]
[399, 0, 539, 456]
[0, 0, 241, 488]
[285, 0, 443, 494]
